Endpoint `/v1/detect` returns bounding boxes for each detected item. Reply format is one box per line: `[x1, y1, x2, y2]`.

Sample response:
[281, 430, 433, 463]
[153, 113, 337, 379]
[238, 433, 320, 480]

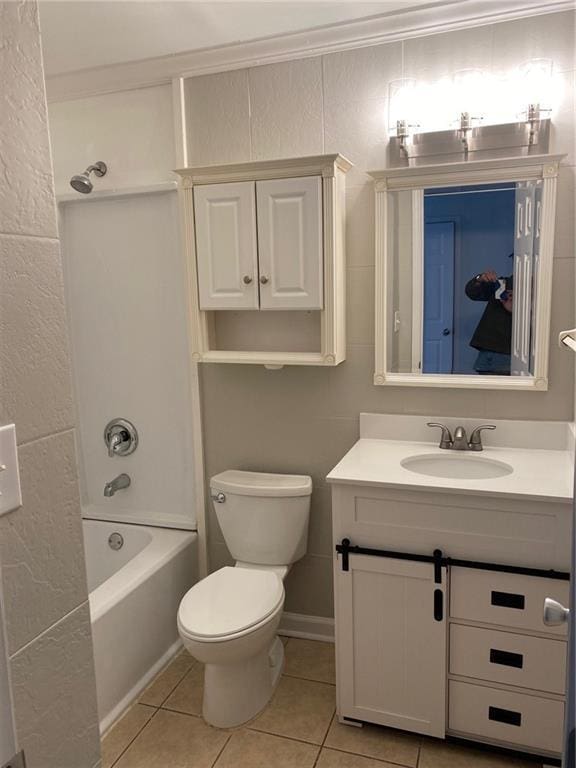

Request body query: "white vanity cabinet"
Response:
[330, 481, 571, 760]
[177, 155, 351, 366]
[335, 553, 447, 737]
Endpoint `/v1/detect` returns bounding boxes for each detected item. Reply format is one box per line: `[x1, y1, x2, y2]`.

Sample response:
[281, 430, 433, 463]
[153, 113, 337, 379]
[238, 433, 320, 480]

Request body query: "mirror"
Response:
[373, 157, 562, 390]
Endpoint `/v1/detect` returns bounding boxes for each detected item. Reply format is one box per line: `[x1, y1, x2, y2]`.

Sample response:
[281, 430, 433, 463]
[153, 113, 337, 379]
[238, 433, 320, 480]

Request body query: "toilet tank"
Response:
[210, 470, 312, 566]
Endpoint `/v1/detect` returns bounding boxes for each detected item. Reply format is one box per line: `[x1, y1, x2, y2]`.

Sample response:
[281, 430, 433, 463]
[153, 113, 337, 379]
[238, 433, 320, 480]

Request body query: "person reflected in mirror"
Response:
[465, 269, 513, 375]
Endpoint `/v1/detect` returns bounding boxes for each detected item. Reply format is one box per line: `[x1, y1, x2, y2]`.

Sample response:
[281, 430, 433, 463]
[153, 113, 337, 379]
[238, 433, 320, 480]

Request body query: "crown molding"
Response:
[45, 0, 575, 103]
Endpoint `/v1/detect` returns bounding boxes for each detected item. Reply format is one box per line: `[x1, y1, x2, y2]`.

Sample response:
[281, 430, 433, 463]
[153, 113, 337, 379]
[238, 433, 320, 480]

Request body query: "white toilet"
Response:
[177, 469, 312, 728]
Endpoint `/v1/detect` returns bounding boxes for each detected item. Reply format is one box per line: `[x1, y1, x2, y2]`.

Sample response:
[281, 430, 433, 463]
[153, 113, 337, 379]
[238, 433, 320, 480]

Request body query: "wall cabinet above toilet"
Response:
[177, 154, 351, 367]
[194, 176, 323, 311]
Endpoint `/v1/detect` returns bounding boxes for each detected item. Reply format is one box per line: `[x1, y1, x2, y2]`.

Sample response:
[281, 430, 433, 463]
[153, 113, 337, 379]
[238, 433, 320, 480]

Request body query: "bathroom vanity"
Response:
[327, 414, 573, 762]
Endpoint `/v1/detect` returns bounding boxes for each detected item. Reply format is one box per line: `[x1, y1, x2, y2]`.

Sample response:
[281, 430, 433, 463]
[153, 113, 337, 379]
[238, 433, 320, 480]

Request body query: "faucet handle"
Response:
[427, 422, 453, 449]
[469, 424, 496, 451]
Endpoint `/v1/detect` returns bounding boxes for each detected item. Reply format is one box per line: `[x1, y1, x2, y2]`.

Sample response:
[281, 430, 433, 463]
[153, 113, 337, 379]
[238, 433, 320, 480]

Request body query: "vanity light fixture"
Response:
[386, 61, 558, 166]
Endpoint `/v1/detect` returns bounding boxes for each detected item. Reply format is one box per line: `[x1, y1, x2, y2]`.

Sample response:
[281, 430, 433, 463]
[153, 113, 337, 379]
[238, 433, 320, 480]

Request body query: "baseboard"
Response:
[99, 638, 183, 735]
[278, 612, 335, 643]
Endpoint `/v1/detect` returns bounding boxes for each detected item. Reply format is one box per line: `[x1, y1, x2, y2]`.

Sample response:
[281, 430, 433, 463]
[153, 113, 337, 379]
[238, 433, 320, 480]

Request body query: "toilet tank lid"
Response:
[211, 470, 312, 497]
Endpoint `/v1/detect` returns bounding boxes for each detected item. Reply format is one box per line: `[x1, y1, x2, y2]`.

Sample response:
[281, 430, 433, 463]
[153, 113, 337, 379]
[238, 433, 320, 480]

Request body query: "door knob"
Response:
[243, 275, 253, 285]
[442, 328, 451, 336]
[260, 275, 269, 285]
[543, 597, 570, 626]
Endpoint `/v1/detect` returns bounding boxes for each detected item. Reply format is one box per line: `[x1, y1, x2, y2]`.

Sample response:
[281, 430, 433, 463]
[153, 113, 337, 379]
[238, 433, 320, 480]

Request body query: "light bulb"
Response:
[453, 68, 486, 125]
[388, 78, 419, 137]
[519, 58, 553, 114]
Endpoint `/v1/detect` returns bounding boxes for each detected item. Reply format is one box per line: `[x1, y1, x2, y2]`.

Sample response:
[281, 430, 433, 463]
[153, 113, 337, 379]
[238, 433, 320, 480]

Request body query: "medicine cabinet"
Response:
[177, 154, 351, 367]
[370, 155, 564, 390]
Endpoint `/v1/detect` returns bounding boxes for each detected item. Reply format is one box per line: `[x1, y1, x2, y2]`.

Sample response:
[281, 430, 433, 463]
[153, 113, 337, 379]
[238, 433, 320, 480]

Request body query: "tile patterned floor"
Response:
[102, 638, 543, 768]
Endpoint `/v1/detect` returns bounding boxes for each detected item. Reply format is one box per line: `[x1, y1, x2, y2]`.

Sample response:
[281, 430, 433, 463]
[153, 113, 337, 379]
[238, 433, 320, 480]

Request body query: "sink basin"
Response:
[401, 453, 513, 480]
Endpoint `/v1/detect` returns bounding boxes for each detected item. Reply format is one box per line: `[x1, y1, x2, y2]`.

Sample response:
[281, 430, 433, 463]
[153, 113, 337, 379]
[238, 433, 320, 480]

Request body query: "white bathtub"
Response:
[83, 519, 197, 732]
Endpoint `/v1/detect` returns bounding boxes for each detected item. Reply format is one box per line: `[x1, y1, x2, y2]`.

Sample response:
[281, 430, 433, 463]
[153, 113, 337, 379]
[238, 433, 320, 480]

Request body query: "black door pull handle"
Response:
[491, 591, 525, 610]
[490, 648, 524, 669]
[488, 706, 522, 727]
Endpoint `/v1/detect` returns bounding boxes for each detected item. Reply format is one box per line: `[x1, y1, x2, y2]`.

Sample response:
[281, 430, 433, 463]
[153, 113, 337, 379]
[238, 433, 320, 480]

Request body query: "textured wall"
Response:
[185, 10, 576, 618]
[0, 2, 100, 766]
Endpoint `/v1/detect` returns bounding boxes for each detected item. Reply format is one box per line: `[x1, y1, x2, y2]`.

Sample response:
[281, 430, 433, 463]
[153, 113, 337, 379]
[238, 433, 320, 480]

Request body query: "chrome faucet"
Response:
[104, 473, 131, 497]
[427, 423, 496, 451]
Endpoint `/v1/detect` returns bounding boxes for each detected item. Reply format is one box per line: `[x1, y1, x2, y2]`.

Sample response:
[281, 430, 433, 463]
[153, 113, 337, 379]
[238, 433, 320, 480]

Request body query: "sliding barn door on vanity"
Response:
[256, 176, 323, 310]
[335, 554, 447, 737]
[194, 181, 259, 310]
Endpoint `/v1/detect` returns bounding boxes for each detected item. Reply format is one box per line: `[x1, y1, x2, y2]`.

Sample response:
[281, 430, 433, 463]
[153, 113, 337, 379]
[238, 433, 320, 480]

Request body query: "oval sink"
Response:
[401, 453, 513, 480]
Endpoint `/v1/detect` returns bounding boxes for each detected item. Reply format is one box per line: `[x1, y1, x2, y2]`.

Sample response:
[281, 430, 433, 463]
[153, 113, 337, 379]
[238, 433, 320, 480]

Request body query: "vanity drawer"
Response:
[449, 680, 564, 754]
[450, 624, 566, 694]
[450, 568, 569, 636]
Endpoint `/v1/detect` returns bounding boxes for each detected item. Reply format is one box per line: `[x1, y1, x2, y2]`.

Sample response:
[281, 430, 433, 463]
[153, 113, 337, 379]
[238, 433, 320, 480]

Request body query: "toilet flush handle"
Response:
[211, 492, 226, 503]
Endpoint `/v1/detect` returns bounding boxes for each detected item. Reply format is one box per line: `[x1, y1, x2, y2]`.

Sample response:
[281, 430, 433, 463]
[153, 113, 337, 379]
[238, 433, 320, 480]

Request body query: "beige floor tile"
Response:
[316, 747, 402, 768]
[324, 716, 420, 767]
[114, 709, 229, 768]
[163, 664, 204, 716]
[139, 650, 196, 707]
[214, 729, 319, 768]
[101, 704, 156, 768]
[249, 675, 335, 744]
[419, 739, 541, 768]
[284, 638, 336, 684]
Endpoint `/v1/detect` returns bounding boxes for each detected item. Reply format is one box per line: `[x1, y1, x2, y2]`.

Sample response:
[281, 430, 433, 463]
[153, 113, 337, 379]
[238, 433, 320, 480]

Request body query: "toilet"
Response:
[177, 469, 312, 728]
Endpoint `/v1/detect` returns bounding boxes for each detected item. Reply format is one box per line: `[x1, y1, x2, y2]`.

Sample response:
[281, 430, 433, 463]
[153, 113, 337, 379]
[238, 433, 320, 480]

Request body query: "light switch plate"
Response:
[0, 425, 22, 516]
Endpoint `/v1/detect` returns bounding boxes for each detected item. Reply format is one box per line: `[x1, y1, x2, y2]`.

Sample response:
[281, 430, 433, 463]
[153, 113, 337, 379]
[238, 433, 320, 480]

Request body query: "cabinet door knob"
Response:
[543, 597, 570, 626]
[260, 275, 269, 285]
[243, 275, 253, 285]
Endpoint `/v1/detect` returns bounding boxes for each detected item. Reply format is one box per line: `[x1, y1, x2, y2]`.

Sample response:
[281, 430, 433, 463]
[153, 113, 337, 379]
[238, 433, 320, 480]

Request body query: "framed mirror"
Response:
[371, 155, 564, 390]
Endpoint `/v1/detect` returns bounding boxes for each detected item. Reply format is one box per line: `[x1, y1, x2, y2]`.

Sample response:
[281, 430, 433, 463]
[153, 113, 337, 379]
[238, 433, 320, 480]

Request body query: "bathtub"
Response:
[83, 519, 197, 732]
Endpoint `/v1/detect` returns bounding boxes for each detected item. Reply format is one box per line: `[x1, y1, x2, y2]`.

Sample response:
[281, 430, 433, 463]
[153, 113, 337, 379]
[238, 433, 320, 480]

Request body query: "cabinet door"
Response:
[256, 176, 323, 310]
[194, 181, 258, 310]
[335, 554, 446, 737]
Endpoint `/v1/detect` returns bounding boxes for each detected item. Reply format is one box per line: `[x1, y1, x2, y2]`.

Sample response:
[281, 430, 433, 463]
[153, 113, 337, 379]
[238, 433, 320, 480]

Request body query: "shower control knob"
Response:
[260, 275, 269, 285]
[104, 418, 138, 458]
[243, 275, 253, 284]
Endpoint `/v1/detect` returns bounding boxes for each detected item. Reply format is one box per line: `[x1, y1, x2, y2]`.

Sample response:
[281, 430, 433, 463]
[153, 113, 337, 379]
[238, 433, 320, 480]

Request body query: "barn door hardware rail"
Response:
[335, 539, 569, 581]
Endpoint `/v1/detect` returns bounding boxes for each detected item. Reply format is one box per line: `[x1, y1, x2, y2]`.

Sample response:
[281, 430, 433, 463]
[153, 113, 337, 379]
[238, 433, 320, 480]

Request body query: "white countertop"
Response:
[326, 438, 574, 503]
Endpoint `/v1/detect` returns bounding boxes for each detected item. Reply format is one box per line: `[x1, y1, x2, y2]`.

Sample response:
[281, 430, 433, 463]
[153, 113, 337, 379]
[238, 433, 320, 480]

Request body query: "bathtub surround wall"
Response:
[60, 189, 197, 531]
[48, 84, 176, 197]
[0, 3, 100, 767]
[186, 10, 576, 620]
[46, 9, 576, 622]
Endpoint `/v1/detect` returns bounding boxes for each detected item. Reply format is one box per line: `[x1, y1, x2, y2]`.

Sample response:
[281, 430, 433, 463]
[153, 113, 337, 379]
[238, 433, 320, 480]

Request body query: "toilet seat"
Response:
[178, 566, 284, 642]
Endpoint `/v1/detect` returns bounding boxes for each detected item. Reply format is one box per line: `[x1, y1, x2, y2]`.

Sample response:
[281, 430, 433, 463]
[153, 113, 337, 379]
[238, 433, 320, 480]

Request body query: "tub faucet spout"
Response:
[104, 473, 131, 497]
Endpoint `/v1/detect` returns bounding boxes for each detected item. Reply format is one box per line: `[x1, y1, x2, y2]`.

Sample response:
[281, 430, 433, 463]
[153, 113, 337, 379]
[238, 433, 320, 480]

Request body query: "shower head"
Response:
[70, 161, 107, 194]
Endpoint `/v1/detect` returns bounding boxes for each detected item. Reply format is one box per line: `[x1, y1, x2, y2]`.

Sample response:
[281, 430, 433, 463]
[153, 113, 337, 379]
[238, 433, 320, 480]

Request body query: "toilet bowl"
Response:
[178, 566, 285, 727]
[177, 470, 312, 728]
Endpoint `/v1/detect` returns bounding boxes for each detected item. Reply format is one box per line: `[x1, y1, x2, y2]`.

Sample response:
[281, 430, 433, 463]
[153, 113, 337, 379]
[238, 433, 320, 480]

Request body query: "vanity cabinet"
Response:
[330, 482, 571, 760]
[177, 154, 351, 367]
[335, 554, 447, 737]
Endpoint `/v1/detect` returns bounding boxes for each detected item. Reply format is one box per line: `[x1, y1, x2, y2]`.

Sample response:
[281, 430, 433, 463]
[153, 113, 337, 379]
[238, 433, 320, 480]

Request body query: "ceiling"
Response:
[38, 0, 436, 76]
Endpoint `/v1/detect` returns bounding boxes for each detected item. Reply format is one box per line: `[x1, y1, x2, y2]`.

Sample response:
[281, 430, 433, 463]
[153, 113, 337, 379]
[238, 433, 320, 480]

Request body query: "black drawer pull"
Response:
[434, 589, 443, 621]
[488, 706, 522, 726]
[490, 648, 524, 669]
[491, 591, 525, 610]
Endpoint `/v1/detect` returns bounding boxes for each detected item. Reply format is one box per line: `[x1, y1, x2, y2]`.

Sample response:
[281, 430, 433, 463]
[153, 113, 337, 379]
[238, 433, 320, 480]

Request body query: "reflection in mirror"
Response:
[387, 180, 542, 377]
